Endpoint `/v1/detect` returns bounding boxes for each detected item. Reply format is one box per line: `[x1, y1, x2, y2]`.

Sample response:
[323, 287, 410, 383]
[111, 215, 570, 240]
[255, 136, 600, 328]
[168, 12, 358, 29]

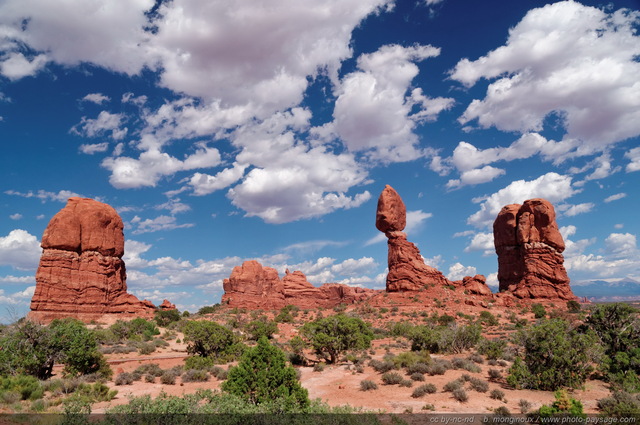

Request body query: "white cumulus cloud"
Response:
[0, 229, 41, 270]
[467, 172, 577, 228]
[451, 1, 640, 157]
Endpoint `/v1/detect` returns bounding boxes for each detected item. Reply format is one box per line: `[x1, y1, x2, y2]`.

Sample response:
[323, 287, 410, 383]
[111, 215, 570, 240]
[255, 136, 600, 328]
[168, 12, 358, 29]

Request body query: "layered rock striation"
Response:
[222, 260, 376, 309]
[29, 197, 156, 323]
[493, 198, 575, 300]
[376, 185, 449, 291]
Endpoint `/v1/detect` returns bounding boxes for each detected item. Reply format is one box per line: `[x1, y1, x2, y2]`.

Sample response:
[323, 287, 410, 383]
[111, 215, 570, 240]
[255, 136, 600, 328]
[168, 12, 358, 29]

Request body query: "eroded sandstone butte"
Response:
[493, 198, 575, 300]
[376, 185, 449, 291]
[222, 260, 377, 309]
[29, 197, 156, 323]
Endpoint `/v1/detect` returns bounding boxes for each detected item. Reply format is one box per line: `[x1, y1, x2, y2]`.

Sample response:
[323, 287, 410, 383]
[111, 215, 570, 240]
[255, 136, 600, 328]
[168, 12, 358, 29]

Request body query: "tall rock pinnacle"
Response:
[493, 198, 575, 300]
[376, 185, 449, 291]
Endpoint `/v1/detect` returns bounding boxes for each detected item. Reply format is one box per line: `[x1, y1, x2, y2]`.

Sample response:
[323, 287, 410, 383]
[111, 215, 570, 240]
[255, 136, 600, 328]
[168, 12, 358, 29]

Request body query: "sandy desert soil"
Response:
[82, 300, 612, 415]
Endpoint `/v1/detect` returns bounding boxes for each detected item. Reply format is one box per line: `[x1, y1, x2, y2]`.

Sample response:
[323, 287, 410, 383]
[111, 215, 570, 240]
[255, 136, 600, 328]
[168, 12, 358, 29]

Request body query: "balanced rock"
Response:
[222, 260, 376, 309]
[376, 185, 448, 291]
[493, 198, 575, 300]
[29, 197, 156, 323]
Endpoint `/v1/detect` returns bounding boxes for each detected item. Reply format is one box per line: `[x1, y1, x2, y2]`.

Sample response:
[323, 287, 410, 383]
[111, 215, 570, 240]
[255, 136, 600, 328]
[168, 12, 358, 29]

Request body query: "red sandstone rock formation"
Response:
[159, 299, 176, 310]
[376, 185, 448, 291]
[452, 275, 493, 296]
[222, 260, 376, 309]
[29, 197, 156, 323]
[493, 198, 575, 300]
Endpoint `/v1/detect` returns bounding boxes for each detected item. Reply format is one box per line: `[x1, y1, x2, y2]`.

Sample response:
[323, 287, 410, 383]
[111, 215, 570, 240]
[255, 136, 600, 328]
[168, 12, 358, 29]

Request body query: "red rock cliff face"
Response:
[29, 197, 156, 323]
[376, 185, 449, 291]
[493, 198, 575, 300]
[222, 260, 377, 309]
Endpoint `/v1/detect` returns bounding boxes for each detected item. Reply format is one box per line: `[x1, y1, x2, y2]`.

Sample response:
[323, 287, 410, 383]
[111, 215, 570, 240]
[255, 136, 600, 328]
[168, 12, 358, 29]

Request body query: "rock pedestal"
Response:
[493, 198, 575, 300]
[29, 197, 156, 323]
[376, 185, 449, 291]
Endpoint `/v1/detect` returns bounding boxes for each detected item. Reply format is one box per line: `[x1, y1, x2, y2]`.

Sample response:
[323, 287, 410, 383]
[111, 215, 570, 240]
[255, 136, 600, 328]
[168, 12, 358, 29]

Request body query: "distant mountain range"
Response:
[571, 278, 640, 301]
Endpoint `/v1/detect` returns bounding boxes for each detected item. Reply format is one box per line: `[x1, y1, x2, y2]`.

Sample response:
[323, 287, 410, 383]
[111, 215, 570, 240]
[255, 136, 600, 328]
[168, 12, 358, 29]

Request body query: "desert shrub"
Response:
[437, 314, 456, 326]
[507, 319, 602, 390]
[531, 303, 547, 319]
[288, 335, 307, 366]
[210, 366, 228, 380]
[93, 328, 119, 345]
[381, 372, 403, 385]
[478, 311, 499, 327]
[412, 384, 437, 398]
[488, 369, 503, 381]
[408, 325, 439, 352]
[153, 338, 169, 348]
[426, 359, 453, 376]
[439, 324, 482, 354]
[469, 377, 489, 392]
[422, 404, 435, 411]
[585, 303, 640, 392]
[410, 323, 482, 354]
[154, 309, 181, 327]
[410, 372, 425, 381]
[360, 380, 378, 391]
[425, 364, 445, 376]
[399, 379, 413, 388]
[1, 391, 20, 404]
[388, 321, 414, 338]
[490, 389, 505, 400]
[184, 356, 215, 370]
[0, 318, 111, 380]
[160, 371, 176, 385]
[182, 320, 245, 363]
[30, 399, 47, 412]
[110, 318, 160, 342]
[567, 300, 581, 313]
[222, 337, 309, 408]
[274, 305, 298, 323]
[300, 314, 373, 364]
[468, 353, 484, 364]
[477, 338, 507, 360]
[443, 379, 463, 392]
[197, 304, 221, 315]
[452, 357, 481, 373]
[0, 375, 43, 401]
[245, 319, 278, 341]
[313, 363, 325, 372]
[75, 382, 117, 402]
[519, 399, 533, 414]
[407, 363, 430, 375]
[597, 391, 640, 419]
[181, 369, 209, 382]
[452, 388, 468, 402]
[538, 390, 585, 418]
[144, 374, 155, 383]
[114, 372, 135, 386]
[134, 363, 163, 377]
[393, 351, 420, 368]
[494, 406, 511, 416]
[137, 342, 156, 355]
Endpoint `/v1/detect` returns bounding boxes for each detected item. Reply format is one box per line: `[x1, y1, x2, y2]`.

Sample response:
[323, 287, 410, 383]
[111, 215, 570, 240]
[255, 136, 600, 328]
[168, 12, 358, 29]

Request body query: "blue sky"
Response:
[1, 0, 639, 318]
